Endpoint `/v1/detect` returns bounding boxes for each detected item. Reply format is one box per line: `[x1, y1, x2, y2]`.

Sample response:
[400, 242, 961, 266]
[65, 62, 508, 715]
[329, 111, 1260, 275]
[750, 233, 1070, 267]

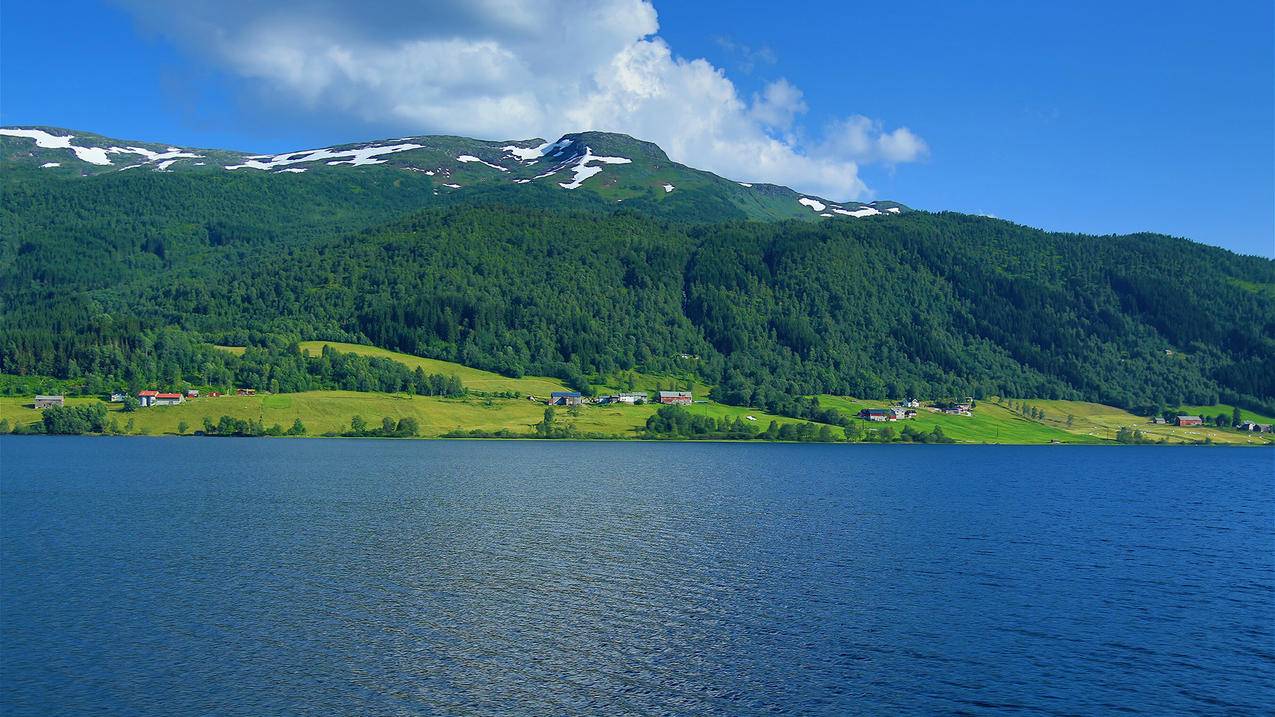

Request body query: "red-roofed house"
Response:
[138, 390, 159, 407]
[155, 392, 184, 406]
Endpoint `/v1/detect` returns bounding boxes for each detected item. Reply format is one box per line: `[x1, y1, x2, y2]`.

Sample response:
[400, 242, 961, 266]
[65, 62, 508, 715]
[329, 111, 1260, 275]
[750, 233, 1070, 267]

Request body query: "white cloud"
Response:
[750, 79, 807, 131]
[821, 115, 930, 165]
[117, 0, 926, 200]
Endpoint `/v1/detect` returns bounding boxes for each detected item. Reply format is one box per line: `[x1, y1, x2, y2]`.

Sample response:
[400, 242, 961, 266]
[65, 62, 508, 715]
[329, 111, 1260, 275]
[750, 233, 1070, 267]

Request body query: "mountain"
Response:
[2, 125, 1273, 419]
[0, 126, 905, 222]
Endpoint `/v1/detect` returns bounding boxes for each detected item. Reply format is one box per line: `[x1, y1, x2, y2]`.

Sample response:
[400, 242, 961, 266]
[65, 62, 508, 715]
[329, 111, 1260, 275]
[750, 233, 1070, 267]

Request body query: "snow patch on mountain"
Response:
[0, 129, 204, 167]
[798, 197, 826, 212]
[226, 143, 423, 170]
[663, 184, 675, 193]
[833, 207, 880, 218]
[503, 138, 573, 162]
[739, 182, 752, 188]
[558, 147, 632, 190]
[457, 155, 508, 172]
[41, 162, 60, 168]
[2, 128, 109, 165]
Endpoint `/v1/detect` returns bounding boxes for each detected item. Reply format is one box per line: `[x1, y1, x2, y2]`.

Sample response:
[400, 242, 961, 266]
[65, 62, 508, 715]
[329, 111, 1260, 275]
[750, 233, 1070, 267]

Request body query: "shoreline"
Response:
[2, 433, 1270, 447]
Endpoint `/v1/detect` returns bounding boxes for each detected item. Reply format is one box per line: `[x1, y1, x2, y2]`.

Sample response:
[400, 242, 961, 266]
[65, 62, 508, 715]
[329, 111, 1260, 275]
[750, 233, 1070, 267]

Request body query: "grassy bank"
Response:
[0, 391, 816, 440]
[3, 343, 1271, 444]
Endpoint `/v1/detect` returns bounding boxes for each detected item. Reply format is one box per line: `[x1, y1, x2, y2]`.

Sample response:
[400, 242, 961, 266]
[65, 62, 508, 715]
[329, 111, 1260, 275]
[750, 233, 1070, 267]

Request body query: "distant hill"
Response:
[1, 125, 1273, 419]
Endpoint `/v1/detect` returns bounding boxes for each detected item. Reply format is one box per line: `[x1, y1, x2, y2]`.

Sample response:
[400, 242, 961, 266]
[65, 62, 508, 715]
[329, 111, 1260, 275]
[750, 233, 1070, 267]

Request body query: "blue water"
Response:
[1, 438, 1272, 715]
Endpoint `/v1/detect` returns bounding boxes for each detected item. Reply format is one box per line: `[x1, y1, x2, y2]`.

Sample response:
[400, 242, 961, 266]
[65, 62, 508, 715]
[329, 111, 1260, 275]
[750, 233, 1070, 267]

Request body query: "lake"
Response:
[1, 437, 1271, 715]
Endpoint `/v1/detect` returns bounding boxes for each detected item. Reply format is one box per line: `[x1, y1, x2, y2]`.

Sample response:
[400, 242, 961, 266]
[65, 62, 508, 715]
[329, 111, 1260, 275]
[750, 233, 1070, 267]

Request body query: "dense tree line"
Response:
[3, 185, 1273, 415]
[644, 405, 838, 441]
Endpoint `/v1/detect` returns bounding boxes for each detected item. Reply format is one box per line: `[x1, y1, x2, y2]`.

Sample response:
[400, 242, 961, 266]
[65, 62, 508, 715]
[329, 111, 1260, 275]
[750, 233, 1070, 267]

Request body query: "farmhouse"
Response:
[657, 391, 692, 405]
[861, 408, 893, 422]
[549, 391, 583, 406]
[110, 392, 127, 402]
[888, 406, 916, 420]
[1174, 415, 1202, 427]
[33, 395, 64, 409]
[138, 390, 159, 407]
[236, 388, 256, 396]
[185, 389, 199, 398]
[155, 392, 184, 406]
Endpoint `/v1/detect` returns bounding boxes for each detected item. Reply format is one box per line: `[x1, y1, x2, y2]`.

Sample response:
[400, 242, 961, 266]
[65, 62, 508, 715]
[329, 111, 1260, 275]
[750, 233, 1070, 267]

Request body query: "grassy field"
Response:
[814, 396, 1275, 446]
[1023, 399, 1272, 445]
[296, 341, 570, 396]
[0, 391, 818, 439]
[1171, 403, 1274, 425]
[817, 396, 1091, 444]
[5, 389, 1270, 444]
[3, 344, 1270, 445]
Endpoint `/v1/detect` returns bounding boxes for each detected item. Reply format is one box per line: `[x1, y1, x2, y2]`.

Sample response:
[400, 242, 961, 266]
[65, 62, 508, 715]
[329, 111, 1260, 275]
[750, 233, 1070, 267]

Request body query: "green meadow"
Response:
[1, 344, 1269, 444]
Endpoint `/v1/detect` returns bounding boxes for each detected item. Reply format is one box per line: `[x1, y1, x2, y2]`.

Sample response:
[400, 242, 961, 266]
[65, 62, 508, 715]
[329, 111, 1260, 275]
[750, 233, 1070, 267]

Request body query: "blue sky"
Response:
[2, 0, 1271, 256]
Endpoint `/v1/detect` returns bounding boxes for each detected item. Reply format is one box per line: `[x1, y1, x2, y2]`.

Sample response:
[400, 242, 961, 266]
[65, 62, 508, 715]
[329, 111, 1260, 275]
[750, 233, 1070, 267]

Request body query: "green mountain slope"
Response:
[1, 126, 1272, 420]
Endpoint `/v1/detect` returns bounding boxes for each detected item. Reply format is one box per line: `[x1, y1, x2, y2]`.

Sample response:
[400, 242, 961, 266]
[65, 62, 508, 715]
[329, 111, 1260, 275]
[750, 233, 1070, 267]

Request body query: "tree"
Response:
[121, 396, 139, 412]
[764, 420, 779, 440]
[41, 404, 107, 434]
[0, 418, 9, 433]
[1066, 414, 1074, 428]
[350, 415, 367, 434]
[288, 418, 306, 436]
[536, 407, 556, 437]
[177, 420, 189, 435]
[1232, 406, 1243, 425]
[394, 417, 418, 437]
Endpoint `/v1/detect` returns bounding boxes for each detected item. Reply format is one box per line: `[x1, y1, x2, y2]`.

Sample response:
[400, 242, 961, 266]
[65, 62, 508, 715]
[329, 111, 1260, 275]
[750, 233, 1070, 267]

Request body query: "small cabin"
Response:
[138, 390, 159, 407]
[1175, 415, 1202, 427]
[861, 408, 893, 422]
[657, 391, 692, 405]
[109, 392, 127, 402]
[33, 395, 64, 409]
[236, 388, 256, 397]
[155, 392, 184, 406]
[185, 389, 199, 398]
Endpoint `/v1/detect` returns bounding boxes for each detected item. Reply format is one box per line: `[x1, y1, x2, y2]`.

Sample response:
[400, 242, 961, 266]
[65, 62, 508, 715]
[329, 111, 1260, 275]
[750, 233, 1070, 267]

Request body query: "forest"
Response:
[2, 168, 1273, 417]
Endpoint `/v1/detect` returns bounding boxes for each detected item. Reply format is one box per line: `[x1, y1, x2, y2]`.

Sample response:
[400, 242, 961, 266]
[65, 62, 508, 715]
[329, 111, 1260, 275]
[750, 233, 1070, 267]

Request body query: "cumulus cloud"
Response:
[750, 79, 807, 131]
[117, 0, 926, 200]
[821, 115, 930, 165]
